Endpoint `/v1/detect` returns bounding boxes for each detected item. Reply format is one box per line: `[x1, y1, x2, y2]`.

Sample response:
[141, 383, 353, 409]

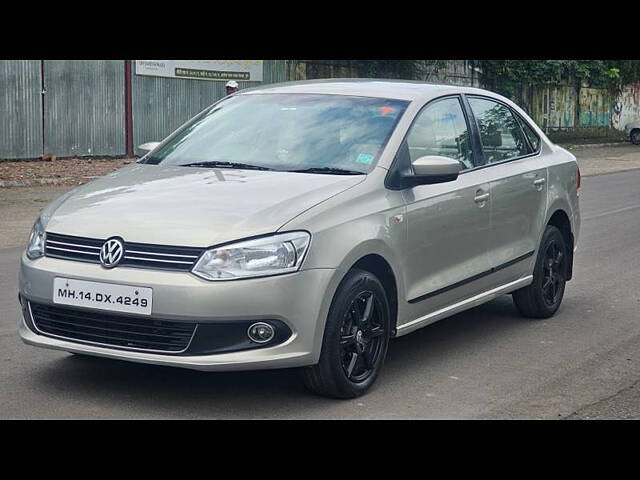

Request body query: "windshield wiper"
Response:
[285, 167, 366, 175]
[180, 161, 276, 171]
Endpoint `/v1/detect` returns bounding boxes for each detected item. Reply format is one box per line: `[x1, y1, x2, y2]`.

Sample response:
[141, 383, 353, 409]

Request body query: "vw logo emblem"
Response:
[100, 238, 124, 268]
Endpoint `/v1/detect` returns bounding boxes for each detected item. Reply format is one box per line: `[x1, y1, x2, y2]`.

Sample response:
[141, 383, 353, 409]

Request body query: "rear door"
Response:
[465, 95, 547, 282]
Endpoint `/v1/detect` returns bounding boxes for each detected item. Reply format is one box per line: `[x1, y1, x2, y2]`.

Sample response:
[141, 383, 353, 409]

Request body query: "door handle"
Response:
[533, 178, 546, 188]
[474, 192, 490, 203]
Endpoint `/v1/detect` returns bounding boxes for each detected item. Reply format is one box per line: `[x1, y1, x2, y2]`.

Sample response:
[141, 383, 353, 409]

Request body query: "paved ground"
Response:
[568, 143, 640, 176]
[1, 153, 640, 418]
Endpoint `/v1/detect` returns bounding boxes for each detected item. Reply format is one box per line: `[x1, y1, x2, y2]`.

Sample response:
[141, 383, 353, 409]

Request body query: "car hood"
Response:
[43, 164, 365, 246]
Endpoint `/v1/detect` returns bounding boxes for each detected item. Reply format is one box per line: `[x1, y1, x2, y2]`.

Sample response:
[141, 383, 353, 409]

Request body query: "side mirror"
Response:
[138, 141, 161, 153]
[410, 155, 461, 185]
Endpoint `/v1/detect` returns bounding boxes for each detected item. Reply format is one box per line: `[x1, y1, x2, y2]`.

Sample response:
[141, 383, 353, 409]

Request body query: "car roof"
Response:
[238, 78, 496, 102]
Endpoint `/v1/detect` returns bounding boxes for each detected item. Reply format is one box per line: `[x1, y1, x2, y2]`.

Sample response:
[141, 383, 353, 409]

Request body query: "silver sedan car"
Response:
[626, 121, 640, 145]
[19, 80, 580, 398]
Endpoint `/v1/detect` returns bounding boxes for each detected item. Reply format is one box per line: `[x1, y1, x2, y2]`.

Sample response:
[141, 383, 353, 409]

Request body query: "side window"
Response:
[468, 97, 531, 164]
[406, 97, 474, 170]
[517, 116, 541, 153]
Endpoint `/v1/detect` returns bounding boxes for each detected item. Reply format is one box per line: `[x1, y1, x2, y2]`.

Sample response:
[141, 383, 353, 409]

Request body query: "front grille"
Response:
[45, 232, 102, 262]
[45, 232, 204, 272]
[29, 302, 197, 353]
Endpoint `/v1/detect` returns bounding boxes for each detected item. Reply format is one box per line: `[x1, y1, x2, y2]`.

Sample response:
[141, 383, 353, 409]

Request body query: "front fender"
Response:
[302, 238, 406, 354]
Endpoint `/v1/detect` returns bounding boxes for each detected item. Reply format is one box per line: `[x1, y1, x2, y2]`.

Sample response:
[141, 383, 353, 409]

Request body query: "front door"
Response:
[400, 96, 493, 315]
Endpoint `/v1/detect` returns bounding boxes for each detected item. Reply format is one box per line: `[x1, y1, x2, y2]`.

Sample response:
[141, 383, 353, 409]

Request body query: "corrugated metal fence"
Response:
[44, 60, 126, 157]
[0, 60, 42, 159]
[0, 60, 288, 160]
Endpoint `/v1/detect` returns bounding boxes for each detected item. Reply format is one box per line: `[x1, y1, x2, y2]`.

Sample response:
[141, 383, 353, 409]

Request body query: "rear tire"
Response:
[512, 225, 568, 319]
[303, 269, 391, 399]
[631, 129, 640, 146]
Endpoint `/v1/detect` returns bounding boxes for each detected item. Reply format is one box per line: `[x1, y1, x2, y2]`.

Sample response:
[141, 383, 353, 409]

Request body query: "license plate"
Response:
[53, 277, 153, 315]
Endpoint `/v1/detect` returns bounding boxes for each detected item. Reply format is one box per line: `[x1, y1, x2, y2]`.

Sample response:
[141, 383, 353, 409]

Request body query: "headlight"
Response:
[26, 217, 46, 259]
[192, 231, 311, 281]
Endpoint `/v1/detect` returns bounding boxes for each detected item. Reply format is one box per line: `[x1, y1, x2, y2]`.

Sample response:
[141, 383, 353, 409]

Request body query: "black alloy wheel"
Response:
[513, 225, 568, 319]
[541, 239, 565, 308]
[339, 291, 386, 383]
[303, 269, 391, 398]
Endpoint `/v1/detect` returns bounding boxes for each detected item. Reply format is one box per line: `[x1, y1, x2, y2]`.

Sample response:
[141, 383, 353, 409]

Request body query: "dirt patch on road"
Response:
[569, 144, 640, 177]
[0, 157, 135, 188]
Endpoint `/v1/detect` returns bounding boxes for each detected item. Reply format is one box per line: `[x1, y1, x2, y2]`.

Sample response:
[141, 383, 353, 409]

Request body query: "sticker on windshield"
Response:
[356, 153, 374, 165]
[379, 106, 397, 116]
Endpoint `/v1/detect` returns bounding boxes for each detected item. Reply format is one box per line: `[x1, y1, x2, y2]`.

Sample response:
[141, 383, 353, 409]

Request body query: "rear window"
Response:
[468, 97, 531, 164]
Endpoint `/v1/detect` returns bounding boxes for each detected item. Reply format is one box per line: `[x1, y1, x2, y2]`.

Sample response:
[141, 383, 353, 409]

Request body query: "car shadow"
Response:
[30, 294, 549, 418]
[384, 295, 525, 373]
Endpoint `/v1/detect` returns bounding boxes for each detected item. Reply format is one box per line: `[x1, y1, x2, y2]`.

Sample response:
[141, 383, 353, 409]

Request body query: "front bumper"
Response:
[19, 253, 339, 371]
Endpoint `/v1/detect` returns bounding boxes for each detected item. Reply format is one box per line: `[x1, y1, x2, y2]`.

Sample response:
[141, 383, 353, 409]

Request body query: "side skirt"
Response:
[395, 276, 533, 337]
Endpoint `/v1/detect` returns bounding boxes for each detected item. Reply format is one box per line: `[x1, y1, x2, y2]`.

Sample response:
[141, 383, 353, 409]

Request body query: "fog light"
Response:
[247, 322, 275, 343]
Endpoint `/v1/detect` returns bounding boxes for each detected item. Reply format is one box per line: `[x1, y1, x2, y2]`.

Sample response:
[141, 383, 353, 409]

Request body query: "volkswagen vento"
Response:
[19, 80, 581, 398]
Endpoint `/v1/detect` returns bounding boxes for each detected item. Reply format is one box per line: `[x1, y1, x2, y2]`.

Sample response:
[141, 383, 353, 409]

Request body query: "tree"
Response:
[479, 60, 632, 97]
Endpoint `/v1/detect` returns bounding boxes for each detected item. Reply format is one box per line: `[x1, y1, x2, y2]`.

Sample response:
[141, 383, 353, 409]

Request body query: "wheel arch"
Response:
[350, 254, 399, 337]
[546, 209, 574, 280]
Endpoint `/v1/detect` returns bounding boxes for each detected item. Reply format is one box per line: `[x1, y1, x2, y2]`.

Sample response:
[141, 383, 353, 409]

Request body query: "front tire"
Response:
[512, 225, 568, 319]
[631, 129, 640, 146]
[303, 269, 391, 399]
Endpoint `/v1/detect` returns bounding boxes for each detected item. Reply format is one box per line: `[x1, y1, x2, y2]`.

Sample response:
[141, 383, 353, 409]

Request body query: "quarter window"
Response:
[406, 97, 474, 170]
[517, 116, 541, 153]
[468, 97, 531, 164]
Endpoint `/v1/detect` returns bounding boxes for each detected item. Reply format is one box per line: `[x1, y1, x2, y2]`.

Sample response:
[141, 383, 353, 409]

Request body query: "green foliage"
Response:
[480, 60, 639, 96]
[611, 60, 640, 86]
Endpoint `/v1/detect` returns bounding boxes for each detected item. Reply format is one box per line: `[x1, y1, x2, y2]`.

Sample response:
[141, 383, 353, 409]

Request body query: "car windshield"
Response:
[143, 93, 409, 174]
